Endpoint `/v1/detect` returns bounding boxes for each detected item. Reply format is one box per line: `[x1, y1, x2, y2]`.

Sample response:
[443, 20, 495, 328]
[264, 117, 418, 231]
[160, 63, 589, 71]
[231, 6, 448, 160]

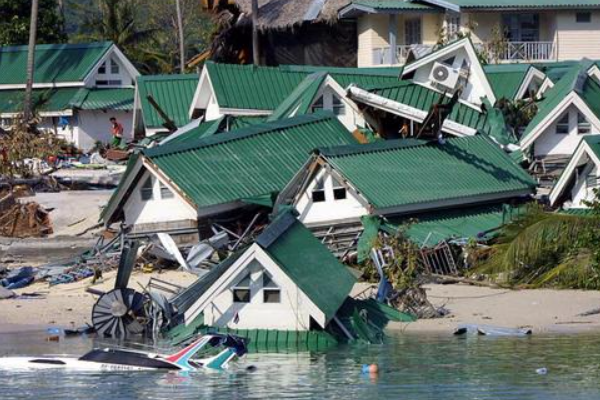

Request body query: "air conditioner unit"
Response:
[429, 61, 460, 90]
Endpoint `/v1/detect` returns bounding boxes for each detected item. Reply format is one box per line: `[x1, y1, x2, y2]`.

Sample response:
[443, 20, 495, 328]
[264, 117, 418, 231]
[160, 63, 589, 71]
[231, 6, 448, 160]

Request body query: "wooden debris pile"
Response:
[0, 191, 52, 238]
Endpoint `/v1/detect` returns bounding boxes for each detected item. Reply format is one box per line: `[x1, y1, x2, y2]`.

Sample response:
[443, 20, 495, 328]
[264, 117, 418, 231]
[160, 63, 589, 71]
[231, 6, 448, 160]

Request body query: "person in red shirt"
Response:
[110, 117, 124, 148]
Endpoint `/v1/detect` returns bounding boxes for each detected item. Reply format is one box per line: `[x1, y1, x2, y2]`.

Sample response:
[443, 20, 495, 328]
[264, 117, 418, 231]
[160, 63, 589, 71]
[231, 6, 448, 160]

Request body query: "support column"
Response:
[388, 14, 398, 65]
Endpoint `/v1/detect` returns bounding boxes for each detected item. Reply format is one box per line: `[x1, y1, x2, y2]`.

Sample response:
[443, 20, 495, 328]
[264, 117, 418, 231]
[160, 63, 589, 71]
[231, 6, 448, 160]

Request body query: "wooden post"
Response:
[252, 0, 260, 65]
[24, 0, 39, 122]
[175, 0, 185, 73]
[388, 14, 397, 65]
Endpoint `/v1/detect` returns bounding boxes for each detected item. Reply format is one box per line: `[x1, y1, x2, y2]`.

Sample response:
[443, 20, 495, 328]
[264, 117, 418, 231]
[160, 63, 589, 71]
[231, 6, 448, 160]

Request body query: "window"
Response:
[312, 96, 324, 112]
[98, 62, 106, 74]
[556, 113, 570, 134]
[95, 80, 122, 86]
[233, 273, 251, 303]
[332, 177, 347, 200]
[405, 18, 422, 45]
[578, 113, 591, 134]
[311, 177, 326, 202]
[576, 12, 591, 23]
[262, 272, 280, 303]
[502, 14, 540, 41]
[141, 176, 154, 201]
[332, 95, 346, 116]
[159, 181, 174, 199]
[110, 59, 120, 74]
[445, 12, 461, 40]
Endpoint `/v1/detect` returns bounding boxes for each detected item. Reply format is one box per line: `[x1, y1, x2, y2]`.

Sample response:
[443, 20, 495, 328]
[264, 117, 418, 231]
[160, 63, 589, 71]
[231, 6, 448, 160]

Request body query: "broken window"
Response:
[110, 59, 119, 74]
[578, 113, 591, 135]
[312, 177, 326, 202]
[262, 272, 280, 303]
[332, 177, 347, 200]
[556, 113, 570, 134]
[141, 176, 154, 201]
[159, 181, 174, 199]
[233, 273, 251, 303]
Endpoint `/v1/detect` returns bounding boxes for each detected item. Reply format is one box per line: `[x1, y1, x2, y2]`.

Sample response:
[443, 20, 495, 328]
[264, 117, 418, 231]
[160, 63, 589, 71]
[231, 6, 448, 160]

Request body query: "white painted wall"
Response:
[314, 86, 365, 131]
[75, 110, 133, 151]
[203, 259, 315, 330]
[204, 93, 222, 121]
[295, 167, 368, 227]
[556, 11, 600, 61]
[86, 53, 136, 87]
[123, 169, 197, 226]
[534, 105, 600, 157]
[570, 163, 599, 208]
[412, 46, 488, 107]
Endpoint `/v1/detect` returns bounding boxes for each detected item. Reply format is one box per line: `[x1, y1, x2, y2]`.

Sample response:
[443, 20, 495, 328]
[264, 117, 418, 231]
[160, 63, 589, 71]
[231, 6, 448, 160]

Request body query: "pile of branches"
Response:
[0, 200, 52, 238]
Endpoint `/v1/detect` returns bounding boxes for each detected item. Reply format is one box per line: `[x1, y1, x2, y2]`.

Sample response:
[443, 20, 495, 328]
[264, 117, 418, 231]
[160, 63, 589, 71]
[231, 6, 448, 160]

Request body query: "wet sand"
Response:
[2, 274, 600, 335]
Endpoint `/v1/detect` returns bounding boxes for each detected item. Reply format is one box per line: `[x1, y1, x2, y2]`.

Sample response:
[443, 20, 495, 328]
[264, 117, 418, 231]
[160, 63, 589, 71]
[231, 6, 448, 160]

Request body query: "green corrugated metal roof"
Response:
[343, 0, 437, 12]
[367, 81, 492, 132]
[71, 88, 134, 111]
[281, 65, 403, 88]
[484, 64, 530, 101]
[583, 135, 600, 159]
[521, 62, 600, 146]
[320, 136, 535, 211]
[100, 153, 141, 221]
[268, 73, 327, 121]
[137, 74, 199, 129]
[385, 204, 523, 246]
[0, 42, 112, 85]
[144, 113, 359, 210]
[206, 62, 307, 111]
[0, 87, 81, 115]
[227, 115, 267, 130]
[443, 0, 600, 9]
[260, 212, 357, 323]
[165, 118, 223, 147]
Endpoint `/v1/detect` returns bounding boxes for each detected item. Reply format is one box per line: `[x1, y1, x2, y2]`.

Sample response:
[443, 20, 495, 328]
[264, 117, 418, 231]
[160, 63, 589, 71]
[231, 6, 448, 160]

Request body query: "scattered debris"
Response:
[453, 324, 532, 336]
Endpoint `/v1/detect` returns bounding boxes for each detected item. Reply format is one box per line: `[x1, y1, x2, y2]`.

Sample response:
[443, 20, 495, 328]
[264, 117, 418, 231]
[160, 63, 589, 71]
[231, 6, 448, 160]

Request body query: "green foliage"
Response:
[66, 0, 216, 74]
[0, 0, 66, 45]
[497, 98, 538, 139]
[475, 202, 600, 289]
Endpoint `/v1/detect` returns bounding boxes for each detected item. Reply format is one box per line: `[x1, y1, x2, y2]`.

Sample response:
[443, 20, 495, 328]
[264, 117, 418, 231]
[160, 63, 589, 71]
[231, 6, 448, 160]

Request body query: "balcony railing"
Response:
[372, 41, 557, 66]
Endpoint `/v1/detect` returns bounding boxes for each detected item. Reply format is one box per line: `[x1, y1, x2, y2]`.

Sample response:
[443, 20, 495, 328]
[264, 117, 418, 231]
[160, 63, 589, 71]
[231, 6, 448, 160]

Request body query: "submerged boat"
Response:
[0, 334, 248, 372]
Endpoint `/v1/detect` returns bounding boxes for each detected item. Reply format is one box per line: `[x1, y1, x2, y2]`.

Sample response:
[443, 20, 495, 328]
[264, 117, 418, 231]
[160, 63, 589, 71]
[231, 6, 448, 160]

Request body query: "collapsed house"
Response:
[132, 74, 199, 137]
[0, 42, 138, 151]
[275, 135, 536, 257]
[549, 136, 600, 210]
[100, 113, 359, 241]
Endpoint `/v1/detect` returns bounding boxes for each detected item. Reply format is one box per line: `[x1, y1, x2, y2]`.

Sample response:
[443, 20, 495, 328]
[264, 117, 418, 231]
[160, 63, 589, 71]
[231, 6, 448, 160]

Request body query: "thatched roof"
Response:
[234, 0, 351, 30]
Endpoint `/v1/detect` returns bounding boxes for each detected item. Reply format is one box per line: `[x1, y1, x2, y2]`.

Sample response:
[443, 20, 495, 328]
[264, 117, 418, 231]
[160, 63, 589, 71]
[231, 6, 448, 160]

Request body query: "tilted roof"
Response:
[318, 135, 535, 212]
[520, 62, 600, 147]
[258, 211, 357, 322]
[137, 74, 199, 129]
[484, 64, 532, 101]
[268, 72, 327, 121]
[143, 113, 359, 210]
[0, 42, 112, 85]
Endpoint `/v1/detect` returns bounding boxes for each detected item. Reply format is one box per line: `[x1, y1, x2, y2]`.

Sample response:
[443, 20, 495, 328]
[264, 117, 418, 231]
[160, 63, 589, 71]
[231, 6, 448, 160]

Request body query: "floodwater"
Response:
[1, 330, 600, 399]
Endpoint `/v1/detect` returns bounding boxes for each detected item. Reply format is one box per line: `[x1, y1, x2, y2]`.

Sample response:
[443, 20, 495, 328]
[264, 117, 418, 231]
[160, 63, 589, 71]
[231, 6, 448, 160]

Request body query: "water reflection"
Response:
[1, 330, 600, 399]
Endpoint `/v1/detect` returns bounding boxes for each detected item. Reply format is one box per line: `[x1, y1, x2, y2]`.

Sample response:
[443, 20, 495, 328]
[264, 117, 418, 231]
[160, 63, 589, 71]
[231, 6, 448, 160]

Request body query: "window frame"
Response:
[140, 176, 154, 201]
[110, 59, 120, 74]
[555, 113, 570, 135]
[577, 112, 592, 135]
[262, 272, 281, 304]
[576, 12, 592, 23]
[159, 181, 174, 199]
[232, 273, 252, 304]
[311, 177, 326, 203]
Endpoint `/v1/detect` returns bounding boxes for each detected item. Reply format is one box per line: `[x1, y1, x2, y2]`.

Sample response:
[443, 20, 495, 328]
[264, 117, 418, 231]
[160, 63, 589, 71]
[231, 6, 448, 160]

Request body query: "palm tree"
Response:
[24, 0, 39, 123]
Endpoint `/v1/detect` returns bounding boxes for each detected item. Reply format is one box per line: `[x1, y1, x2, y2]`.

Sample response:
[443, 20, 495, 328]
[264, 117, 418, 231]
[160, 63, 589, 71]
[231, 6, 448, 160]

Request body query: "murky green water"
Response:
[1, 330, 600, 399]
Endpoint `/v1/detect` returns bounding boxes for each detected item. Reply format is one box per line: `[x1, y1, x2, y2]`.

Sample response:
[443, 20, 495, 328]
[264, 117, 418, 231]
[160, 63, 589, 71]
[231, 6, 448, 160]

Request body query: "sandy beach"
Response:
[2, 272, 600, 335]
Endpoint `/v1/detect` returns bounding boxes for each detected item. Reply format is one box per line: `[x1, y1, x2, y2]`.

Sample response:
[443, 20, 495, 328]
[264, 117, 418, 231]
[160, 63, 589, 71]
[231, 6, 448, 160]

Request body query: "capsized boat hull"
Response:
[0, 356, 160, 371]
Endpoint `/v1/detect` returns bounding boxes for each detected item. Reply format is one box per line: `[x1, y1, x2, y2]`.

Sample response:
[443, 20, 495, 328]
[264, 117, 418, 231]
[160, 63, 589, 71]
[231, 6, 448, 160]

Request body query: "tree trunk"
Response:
[175, 0, 185, 73]
[252, 0, 260, 65]
[24, 0, 39, 123]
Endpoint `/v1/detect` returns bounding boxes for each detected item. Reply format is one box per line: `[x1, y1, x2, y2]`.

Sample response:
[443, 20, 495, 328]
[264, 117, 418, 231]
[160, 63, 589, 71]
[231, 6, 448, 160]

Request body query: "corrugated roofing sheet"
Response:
[263, 212, 356, 322]
[144, 113, 359, 209]
[0, 42, 112, 85]
[206, 62, 307, 111]
[165, 118, 223, 147]
[485, 68, 529, 101]
[443, 0, 600, 9]
[268, 73, 327, 121]
[322, 136, 535, 210]
[137, 74, 199, 129]
[72, 88, 134, 111]
[0, 87, 81, 115]
[345, 0, 436, 11]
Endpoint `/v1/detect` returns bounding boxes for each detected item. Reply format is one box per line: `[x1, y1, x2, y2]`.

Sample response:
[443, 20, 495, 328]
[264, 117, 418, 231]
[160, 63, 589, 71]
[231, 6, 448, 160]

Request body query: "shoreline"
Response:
[2, 273, 600, 336]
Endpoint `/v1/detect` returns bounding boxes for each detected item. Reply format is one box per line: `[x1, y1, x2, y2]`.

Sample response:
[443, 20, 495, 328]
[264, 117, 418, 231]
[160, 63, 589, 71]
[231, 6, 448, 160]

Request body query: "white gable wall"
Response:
[411, 46, 490, 107]
[74, 110, 133, 151]
[85, 50, 136, 88]
[533, 104, 600, 157]
[123, 169, 197, 226]
[295, 167, 368, 227]
[570, 162, 599, 208]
